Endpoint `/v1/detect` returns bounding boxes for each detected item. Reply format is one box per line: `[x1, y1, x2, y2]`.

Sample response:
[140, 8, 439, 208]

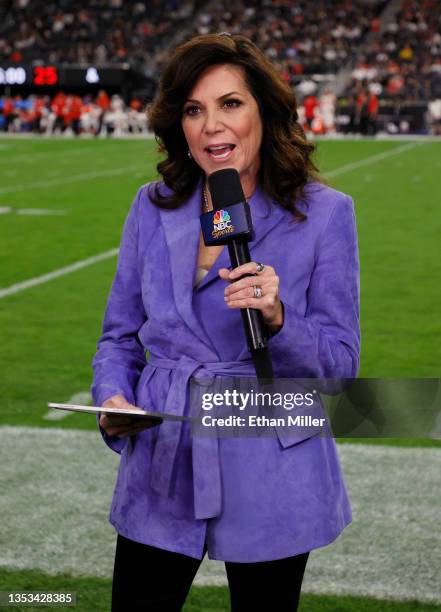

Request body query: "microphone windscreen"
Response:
[208, 169, 245, 210]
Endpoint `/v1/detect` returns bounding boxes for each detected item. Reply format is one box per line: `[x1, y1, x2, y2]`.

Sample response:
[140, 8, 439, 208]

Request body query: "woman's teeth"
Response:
[207, 145, 235, 158]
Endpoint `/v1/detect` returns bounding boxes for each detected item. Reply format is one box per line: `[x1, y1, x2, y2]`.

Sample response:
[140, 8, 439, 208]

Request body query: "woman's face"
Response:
[181, 63, 263, 197]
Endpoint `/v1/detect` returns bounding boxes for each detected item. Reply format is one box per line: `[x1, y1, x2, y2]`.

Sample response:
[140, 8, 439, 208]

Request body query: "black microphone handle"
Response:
[227, 241, 274, 381]
[227, 241, 267, 350]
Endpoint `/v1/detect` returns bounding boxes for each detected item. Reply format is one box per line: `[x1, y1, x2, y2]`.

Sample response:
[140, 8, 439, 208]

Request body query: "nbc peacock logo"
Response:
[213, 210, 230, 225]
[212, 208, 234, 237]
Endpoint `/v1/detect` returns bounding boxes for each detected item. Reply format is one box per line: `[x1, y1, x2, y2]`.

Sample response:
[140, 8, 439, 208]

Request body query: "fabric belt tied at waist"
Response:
[148, 354, 255, 520]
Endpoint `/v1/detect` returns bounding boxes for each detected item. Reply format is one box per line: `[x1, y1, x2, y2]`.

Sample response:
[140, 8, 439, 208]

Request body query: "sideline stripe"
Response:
[0, 141, 425, 300]
[0, 427, 440, 602]
[0, 165, 147, 195]
[324, 141, 422, 178]
[0, 249, 118, 299]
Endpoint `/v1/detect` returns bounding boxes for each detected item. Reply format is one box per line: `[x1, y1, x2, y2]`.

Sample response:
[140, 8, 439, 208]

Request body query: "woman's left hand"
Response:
[219, 262, 284, 332]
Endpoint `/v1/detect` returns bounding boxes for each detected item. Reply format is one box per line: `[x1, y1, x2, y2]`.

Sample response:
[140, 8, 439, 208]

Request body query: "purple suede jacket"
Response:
[91, 180, 360, 562]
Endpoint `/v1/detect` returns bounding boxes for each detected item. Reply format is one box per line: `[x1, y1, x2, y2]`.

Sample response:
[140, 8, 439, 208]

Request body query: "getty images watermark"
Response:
[199, 388, 324, 428]
[189, 378, 441, 439]
[189, 379, 328, 439]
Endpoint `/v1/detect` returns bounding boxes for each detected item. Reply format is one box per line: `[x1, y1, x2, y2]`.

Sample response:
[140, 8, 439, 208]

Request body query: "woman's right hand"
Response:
[99, 394, 161, 439]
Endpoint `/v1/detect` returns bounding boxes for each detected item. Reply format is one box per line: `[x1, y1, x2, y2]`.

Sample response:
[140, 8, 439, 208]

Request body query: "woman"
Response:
[92, 33, 360, 611]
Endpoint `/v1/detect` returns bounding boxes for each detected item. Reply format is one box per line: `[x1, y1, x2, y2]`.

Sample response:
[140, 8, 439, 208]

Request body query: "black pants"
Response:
[112, 534, 309, 611]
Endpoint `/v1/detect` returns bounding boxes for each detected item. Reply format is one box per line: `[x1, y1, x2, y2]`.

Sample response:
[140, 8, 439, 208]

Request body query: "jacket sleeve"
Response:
[269, 194, 360, 380]
[91, 187, 148, 453]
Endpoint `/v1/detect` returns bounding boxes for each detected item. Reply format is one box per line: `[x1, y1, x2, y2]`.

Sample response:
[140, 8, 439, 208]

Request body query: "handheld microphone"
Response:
[200, 168, 273, 381]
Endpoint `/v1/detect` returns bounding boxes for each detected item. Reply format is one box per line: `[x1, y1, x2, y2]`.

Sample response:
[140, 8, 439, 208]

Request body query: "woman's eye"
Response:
[223, 99, 242, 109]
[184, 105, 200, 116]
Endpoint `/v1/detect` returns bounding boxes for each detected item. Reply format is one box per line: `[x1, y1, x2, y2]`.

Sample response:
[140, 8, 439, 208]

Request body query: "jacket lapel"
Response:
[158, 182, 218, 355]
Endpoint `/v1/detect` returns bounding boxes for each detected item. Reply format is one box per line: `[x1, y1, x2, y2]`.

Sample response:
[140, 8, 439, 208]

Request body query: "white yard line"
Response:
[0, 427, 439, 603]
[1, 208, 67, 216]
[0, 165, 146, 195]
[43, 391, 92, 421]
[0, 141, 424, 300]
[324, 141, 423, 178]
[0, 249, 118, 299]
[1, 207, 65, 215]
[0, 147, 92, 164]
[16, 208, 66, 216]
[0, 141, 421, 196]
[0, 140, 149, 164]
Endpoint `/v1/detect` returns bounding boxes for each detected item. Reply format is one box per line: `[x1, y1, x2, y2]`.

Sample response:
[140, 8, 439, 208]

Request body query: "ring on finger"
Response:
[255, 262, 265, 273]
[253, 285, 263, 298]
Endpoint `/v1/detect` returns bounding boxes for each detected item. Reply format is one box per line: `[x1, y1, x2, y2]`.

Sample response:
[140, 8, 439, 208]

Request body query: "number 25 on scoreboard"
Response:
[33, 66, 58, 86]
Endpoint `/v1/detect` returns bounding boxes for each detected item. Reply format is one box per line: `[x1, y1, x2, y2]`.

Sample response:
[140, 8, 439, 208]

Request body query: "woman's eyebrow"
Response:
[185, 91, 243, 104]
[218, 91, 242, 100]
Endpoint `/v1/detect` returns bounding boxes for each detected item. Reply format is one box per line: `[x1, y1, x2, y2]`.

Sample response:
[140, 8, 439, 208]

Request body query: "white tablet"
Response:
[48, 403, 192, 422]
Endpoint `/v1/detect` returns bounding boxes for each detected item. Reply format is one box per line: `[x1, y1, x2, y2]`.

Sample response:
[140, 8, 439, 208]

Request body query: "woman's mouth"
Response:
[205, 144, 236, 160]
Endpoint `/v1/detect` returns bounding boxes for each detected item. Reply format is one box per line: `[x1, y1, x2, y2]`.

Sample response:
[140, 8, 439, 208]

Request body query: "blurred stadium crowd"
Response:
[0, 0, 196, 66]
[0, 90, 147, 136]
[0, 88, 342, 137]
[1, 0, 440, 136]
[190, 1, 384, 80]
[345, 0, 441, 103]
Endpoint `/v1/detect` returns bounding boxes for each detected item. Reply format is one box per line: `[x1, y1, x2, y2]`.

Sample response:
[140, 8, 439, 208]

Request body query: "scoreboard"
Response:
[0, 65, 130, 88]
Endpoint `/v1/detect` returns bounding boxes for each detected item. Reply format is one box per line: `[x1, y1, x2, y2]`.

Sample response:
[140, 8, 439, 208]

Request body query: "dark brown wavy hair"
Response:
[148, 33, 322, 220]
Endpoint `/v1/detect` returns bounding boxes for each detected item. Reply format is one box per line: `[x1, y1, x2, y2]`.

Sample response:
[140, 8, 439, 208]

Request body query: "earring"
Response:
[187, 150, 192, 159]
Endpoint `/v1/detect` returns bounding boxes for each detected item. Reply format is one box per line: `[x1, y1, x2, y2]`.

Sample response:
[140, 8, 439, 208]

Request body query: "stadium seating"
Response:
[344, 0, 441, 103]
[1, 0, 440, 135]
[0, 0, 194, 65]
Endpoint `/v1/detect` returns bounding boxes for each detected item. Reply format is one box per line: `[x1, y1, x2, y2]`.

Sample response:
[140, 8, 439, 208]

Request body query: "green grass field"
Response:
[1, 137, 440, 610]
[1, 567, 440, 612]
[1, 137, 440, 438]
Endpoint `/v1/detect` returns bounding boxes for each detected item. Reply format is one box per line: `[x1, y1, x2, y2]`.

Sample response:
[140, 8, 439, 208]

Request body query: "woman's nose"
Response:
[203, 109, 223, 133]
